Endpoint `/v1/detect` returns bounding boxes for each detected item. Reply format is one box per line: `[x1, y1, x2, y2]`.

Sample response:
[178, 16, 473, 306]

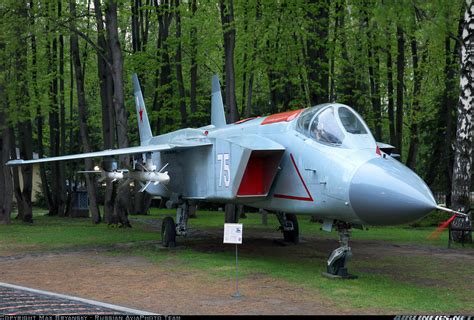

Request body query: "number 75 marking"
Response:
[217, 153, 230, 188]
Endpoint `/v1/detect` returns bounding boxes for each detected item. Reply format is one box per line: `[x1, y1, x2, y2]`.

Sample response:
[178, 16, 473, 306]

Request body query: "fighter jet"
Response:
[7, 74, 465, 278]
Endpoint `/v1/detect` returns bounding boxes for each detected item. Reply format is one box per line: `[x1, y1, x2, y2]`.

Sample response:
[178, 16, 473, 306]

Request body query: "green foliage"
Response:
[0, 0, 466, 194]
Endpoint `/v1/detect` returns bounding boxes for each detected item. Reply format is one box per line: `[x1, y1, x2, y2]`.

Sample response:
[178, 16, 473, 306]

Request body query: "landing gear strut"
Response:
[276, 212, 299, 244]
[176, 201, 189, 236]
[161, 201, 190, 247]
[322, 222, 357, 279]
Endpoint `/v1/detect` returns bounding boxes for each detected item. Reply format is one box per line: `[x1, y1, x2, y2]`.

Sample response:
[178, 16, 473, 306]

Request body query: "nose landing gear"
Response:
[322, 222, 357, 279]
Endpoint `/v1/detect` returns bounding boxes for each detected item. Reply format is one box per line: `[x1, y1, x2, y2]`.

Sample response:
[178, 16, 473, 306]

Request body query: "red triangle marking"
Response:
[274, 153, 314, 202]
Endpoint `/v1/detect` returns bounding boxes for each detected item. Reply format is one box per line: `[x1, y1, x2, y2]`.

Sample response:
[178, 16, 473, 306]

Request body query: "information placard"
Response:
[223, 223, 243, 244]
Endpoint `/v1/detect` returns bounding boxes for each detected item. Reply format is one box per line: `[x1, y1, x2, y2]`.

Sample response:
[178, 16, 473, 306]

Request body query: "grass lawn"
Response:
[0, 208, 472, 314]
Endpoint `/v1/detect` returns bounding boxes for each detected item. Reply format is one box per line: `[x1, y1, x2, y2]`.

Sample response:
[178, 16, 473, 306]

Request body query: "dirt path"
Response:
[0, 251, 354, 315]
[1, 221, 473, 315]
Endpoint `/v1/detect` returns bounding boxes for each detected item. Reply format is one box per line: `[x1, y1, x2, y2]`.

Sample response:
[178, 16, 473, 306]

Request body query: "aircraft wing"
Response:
[6, 141, 212, 166]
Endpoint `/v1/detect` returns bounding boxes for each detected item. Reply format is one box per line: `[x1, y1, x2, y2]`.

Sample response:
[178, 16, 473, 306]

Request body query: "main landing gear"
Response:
[161, 201, 190, 248]
[322, 221, 357, 279]
[276, 212, 299, 244]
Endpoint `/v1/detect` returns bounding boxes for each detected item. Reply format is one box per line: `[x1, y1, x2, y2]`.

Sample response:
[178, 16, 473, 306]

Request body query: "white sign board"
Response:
[223, 223, 243, 244]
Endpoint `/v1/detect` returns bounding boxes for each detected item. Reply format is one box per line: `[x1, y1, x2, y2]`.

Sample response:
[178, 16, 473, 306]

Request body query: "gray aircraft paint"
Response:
[7, 74, 438, 227]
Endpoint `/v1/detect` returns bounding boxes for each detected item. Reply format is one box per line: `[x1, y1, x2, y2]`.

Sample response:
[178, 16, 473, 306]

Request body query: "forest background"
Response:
[0, 0, 472, 226]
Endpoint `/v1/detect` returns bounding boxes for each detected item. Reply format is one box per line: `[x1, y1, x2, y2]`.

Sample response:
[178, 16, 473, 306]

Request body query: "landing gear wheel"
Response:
[326, 250, 350, 277]
[283, 213, 299, 244]
[162, 216, 176, 248]
[322, 223, 357, 279]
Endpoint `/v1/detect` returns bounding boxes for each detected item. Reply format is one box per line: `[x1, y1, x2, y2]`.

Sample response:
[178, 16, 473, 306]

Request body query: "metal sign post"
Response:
[223, 223, 243, 298]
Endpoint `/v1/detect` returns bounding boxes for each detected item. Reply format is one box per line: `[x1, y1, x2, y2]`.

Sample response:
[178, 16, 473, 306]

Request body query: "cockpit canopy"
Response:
[296, 104, 375, 149]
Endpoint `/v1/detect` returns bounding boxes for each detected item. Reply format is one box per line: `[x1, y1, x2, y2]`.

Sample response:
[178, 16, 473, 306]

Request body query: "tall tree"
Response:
[47, 0, 66, 217]
[174, 0, 187, 127]
[245, 0, 261, 117]
[220, 0, 238, 123]
[94, 0, 116, 223]
[406, 31, 421, 170]
[105, 0, 132, 227]
[69, 0, 101, 224]
[365, 5, 382, 141]
[0, 38, 13, 224]
[11, 0, 33, 223]
[386, 29, 396, 147]
[105, 0, 130, 161]
[189, 0, 198, 116]
[58, 0, 68, 216]
[451, 0, 474, 217]
[29, 0, 53, 212]
[306, 0, 329, 105]
[395, 25, 405, 157]
[154, 0, 173, 133]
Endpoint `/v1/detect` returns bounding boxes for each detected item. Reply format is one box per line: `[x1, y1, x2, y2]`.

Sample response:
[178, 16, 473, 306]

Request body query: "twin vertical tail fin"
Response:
[132, 73, 153, 145]
[211, 75, 226, 128]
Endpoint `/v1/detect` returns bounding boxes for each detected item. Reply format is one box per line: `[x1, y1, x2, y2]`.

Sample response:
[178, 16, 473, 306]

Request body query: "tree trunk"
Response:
[189, 0, 198, 116]
[0, 78, 13, 224]
[220, 0, 238, 123]
[105, 0, 132, 226]
[336, 3, 358, 110]
[105, 0, 130, 164]
[306, 0, 329, 105]
[225, 203, 238, 223]
[70, 0, 101, 224]
[365, 7, 381, 141]
[451, 1, 473, 239]
[131, 0, 141, 52]
[18, 121, 33, 223]
[386, 33, 396, 147]
[12, 0, 33, 223]
[406, 34, 421, 170]
[94, 0, 115, 223]
[29, 0, 53, 212]
[47, 0, 64, 217]
[58, 0, 67, 217]
[114, 183, 132, 227]
[396, 25, 405, 157]
[245, 0, 260, 117]
[174, 0, 187, 128]
[155, 0, 173, 132]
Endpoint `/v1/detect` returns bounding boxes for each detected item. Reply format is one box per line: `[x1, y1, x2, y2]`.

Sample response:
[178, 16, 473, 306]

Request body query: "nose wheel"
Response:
[322, 222, 357, 279]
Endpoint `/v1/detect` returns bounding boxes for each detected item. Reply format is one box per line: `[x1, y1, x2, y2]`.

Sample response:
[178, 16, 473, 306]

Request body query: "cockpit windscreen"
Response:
[296, 104, 373, 148]
[338, 107, 367, 134]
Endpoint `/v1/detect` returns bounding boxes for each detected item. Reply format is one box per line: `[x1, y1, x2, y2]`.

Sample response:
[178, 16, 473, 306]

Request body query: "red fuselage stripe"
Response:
[274, 153, 314, 202]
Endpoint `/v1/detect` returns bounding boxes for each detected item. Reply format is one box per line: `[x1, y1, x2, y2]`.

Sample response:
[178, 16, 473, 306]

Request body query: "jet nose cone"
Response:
[349, 157, 437, 225]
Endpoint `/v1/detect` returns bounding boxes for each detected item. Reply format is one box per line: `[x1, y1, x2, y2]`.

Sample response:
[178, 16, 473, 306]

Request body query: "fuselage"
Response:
[143, 103, 437, 226]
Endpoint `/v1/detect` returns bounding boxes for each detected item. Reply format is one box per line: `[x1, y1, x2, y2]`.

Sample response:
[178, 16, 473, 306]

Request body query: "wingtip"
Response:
[5, 159, 24, 166]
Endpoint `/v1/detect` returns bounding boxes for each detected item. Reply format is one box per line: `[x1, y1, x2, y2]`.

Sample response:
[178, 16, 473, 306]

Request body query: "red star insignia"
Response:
[139, 107, 143, 122]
